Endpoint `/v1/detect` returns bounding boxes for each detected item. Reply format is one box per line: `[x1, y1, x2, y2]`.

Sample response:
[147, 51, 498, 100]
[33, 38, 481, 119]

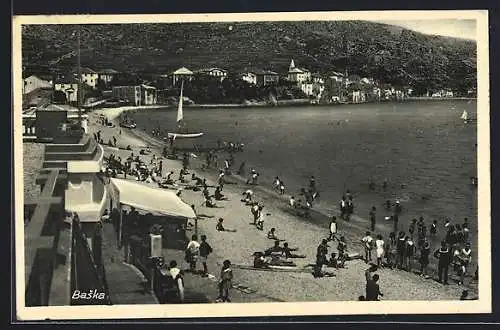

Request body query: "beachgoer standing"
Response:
[256, 206, 265, 230]
[167, 260, 184, 302]
[289, 196, 296, 208]
[251, 202, 259, 225]
[314, 239, 329, 277]
[186, 235, 200, 273]
[279, 181, 285, 195]
[419, 240, 431, 277]
[216, 260, 233, 302]
[375, 235, 385, 267]
[362, 231, 374, 263]
[434, 241, 452, 285]
[340, 196, 347, 220]
[430, 220, 438, 237]
[199, 235, 213, 277]
[369, 206, 377, 231]
[404, 236, 416, 272]
[396, 232, 406, 270]
[328, 216, 338, 241]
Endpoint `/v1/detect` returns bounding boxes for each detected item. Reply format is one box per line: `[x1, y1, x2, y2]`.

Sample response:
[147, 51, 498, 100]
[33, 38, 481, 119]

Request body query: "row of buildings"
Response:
[23, 59, 465, 109]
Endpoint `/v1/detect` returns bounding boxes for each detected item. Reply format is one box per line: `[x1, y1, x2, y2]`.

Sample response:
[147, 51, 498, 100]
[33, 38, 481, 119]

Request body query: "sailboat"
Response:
[167, 81, 204, 139]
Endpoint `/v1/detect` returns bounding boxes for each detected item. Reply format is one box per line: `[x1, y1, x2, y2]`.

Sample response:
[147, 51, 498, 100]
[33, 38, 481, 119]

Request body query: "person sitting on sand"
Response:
[267, 228, 280, 240]
[165, 171, 175, 184]
[282, 242, 306, 259]
[337, 236, 349, 260]
[191, 173, 204, 186]
[241, 189, 253, 204]
[214, 186, 227, 201]
[264, 240, 283, 256]
[205, 196, 217, 208]
[216, 218, 225, 231]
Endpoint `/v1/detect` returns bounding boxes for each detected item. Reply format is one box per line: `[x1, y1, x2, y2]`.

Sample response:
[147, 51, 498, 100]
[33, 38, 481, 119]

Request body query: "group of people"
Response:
[183, 234, 234, 302]
[103, 151, 164, 183]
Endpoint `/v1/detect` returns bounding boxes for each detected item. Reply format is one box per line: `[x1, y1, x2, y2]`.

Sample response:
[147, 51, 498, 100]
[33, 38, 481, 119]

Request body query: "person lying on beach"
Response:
[191, 173, 204, 186]
[253, 252, 271, 269]
[216, 218, 237, 232]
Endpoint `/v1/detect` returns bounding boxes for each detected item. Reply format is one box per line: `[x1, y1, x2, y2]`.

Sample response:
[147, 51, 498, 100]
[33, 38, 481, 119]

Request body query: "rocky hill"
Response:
[22, 21, 477, 94]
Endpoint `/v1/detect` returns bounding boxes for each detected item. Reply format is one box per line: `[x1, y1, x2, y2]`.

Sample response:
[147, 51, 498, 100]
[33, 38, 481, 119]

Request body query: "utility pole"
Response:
[76, 25, 82, 125]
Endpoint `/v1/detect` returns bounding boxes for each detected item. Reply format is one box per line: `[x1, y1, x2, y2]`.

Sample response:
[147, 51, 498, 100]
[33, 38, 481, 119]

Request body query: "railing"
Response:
[24, 169, 67, 306]
[71, 214, 111, 305]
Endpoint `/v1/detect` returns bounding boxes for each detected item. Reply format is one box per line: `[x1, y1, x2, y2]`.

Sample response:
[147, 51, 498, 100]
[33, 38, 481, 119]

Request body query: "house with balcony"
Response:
[239, 72, 257, 85]
[172, 67, 194, 86]
[112, 84, 157, 106]
[54, 77, 79, 103]
[254, 70, 279, 86]
[195, 67, 228, 82]
[97, 68, 120, 86]
[70, 67, 99, 88]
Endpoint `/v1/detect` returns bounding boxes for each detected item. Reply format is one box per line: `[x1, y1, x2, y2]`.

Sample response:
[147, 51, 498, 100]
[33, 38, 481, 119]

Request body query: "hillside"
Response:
[21, 21, 477, 94]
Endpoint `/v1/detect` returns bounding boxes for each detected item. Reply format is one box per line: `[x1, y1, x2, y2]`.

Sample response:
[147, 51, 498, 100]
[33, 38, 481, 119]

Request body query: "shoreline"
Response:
[92, 108, 478, 301]
[91, 97, 477, 117]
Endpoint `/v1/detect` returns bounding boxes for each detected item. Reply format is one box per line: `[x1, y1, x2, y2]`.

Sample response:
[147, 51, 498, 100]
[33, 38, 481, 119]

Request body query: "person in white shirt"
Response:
[167, 260, 184, 302]
[328, 216, 338, 241]
[186, 235, 200, 273]
[361, 231, 374, 263]
[375, 234, 385, 267]
[289, 196, 296, 208]
[256, 206, 265, 230]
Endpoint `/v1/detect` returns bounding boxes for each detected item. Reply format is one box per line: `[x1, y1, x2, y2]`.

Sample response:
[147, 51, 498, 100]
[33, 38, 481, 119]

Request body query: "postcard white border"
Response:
[13, 10, 491, 320]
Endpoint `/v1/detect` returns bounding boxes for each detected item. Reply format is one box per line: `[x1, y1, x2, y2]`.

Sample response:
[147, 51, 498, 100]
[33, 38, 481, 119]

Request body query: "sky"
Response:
[372, 19, 477, 41]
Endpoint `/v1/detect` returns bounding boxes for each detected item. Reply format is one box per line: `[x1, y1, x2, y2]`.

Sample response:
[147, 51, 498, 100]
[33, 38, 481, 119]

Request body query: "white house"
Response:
[239, 72, 257, 85]
[23, 75, 53, 94]
[54, 77, 79, 103]
[97, 68, 120, 85]
[71, 67, 99, 88]
[112, 85, 157, 106]
[287, 59, 311, 84]
[172, 67, 194, 85]
[196, 67, 228, 82]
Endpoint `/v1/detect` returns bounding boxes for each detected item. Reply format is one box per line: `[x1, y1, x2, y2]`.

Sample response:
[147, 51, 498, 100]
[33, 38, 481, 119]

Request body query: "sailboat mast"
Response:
[177, 80, 184, 126]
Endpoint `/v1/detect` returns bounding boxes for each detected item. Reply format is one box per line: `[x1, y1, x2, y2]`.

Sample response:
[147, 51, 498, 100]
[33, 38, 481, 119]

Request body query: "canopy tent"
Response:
[109, 178, 196, 219]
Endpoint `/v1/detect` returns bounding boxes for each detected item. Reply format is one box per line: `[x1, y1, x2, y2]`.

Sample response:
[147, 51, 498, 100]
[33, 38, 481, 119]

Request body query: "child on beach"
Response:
[216, 260, 233, 303]
[375, 235, 385, 267]
[328, 216, 338, 241]
[199, 235, 213, 277]
[185, 235, 200, 273]
[362, 231, 374, 263]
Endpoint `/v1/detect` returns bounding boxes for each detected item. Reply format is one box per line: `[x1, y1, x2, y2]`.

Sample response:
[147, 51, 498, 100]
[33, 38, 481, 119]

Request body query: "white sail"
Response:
[461, 110, 468, 121]
[177, 81, 184, 123]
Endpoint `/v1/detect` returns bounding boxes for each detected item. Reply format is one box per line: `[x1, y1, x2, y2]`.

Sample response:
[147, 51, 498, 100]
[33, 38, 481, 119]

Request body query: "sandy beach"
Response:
[88, 106, 477, 302]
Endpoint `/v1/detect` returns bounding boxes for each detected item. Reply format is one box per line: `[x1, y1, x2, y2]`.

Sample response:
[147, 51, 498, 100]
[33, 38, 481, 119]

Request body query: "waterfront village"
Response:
[22, 57, 478, 308]
[22, 58, 472, 113]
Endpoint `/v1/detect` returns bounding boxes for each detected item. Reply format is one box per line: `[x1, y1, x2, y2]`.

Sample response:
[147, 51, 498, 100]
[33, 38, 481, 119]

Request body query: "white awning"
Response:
[109, 178, 196, 219]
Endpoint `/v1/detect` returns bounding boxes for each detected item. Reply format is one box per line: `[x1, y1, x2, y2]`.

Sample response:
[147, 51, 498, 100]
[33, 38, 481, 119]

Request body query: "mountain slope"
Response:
[21, 21, 477, 93]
